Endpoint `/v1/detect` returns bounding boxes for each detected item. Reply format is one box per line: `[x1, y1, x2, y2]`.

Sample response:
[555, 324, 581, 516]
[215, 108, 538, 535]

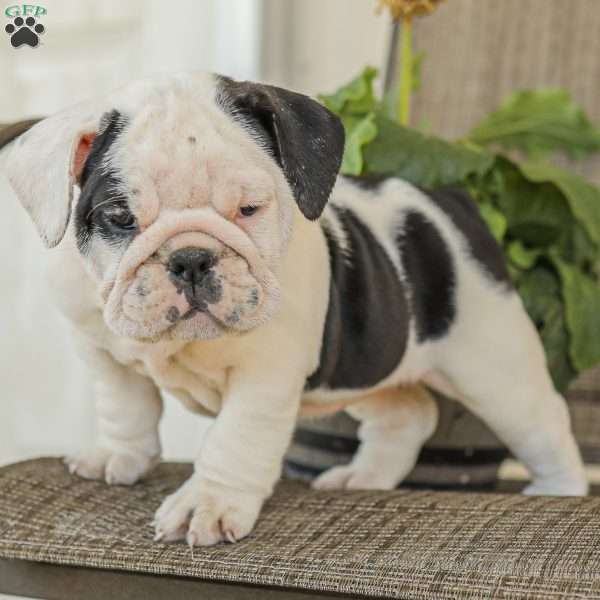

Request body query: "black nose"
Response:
[168, 248, 216, 285]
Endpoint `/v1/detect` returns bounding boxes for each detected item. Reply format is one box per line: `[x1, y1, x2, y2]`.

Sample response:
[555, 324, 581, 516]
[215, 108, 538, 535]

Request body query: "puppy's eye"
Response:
[106, 208, 137, 231]
[239, 205, 258, 218]
[239, 205, 259, 218]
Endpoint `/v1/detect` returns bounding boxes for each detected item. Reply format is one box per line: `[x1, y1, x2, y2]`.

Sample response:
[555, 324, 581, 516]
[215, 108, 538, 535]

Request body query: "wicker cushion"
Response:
[1, 458, 600, 598]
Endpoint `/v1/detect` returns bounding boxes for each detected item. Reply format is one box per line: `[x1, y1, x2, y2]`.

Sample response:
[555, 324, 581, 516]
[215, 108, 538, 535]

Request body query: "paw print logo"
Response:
[5, 16, 45, 48]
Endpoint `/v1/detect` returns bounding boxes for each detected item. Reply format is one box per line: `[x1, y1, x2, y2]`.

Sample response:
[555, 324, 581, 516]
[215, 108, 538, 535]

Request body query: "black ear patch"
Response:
[216, 76, 345, 220]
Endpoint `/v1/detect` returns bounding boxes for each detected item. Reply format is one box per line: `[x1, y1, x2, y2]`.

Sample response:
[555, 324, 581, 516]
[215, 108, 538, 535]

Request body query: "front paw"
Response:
[65, 446, 159, 486]
[153, 476, 263, 546]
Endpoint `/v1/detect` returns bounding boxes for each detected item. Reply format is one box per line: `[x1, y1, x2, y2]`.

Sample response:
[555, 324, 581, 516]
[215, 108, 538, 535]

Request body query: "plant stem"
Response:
[398, 16, 412, 126]
[383, 20, 400, 120]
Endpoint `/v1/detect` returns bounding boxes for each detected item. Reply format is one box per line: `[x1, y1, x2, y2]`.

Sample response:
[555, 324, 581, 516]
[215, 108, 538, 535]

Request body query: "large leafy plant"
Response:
[320, 67, 600, 391]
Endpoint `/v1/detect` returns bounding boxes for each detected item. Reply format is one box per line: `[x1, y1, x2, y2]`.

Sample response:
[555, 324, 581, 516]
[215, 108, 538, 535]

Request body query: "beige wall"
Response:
[262, 0, 390, 95]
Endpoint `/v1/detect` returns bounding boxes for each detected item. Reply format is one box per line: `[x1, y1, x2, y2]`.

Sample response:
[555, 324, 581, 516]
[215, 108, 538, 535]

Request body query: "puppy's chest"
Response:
[171, 343, 233, 391]
[107, 336, 235, 414]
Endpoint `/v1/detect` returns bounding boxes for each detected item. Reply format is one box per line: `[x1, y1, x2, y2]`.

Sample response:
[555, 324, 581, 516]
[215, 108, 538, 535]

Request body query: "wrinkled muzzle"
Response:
[102, 209, 281, 341]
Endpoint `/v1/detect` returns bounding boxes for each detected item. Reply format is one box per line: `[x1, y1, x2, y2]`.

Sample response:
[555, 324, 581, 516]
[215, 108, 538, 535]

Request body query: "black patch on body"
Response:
[342, 174, 389, 191]
[74, 110, 137, 251]
[423, 187, 511, 284]
[398, 212, 456, 341]
[346, 178, 511, 285]
[306, 208, 409, 390]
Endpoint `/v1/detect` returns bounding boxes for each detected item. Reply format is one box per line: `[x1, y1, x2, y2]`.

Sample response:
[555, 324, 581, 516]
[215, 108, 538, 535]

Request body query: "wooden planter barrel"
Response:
[285, 392, 507, 489]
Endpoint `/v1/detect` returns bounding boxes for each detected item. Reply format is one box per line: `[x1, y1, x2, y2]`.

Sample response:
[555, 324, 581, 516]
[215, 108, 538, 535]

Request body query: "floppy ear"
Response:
[218, 77, 345, 220]
[0, 106, 100, 248]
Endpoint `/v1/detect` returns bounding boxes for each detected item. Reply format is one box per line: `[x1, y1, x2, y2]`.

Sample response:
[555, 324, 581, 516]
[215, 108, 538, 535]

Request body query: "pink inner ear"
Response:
[72, 132, 97, 181]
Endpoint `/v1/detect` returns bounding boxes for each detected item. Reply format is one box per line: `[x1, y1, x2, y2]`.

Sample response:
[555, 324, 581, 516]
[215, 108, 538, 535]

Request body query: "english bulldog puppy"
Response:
[0, 72, 587, 546]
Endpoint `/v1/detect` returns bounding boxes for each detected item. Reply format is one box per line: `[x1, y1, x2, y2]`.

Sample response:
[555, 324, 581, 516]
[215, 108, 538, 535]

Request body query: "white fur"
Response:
[0, 72, 587, 547]
[313, 385, 438, 490]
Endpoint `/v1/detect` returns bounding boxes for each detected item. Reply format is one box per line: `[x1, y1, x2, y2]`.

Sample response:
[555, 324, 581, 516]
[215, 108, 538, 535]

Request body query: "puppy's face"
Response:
[5, 73, 344, 341]
[74, 103, 290, 341]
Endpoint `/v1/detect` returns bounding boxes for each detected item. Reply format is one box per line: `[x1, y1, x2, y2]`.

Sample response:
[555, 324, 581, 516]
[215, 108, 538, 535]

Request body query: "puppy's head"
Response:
[3, 73, 344, 341]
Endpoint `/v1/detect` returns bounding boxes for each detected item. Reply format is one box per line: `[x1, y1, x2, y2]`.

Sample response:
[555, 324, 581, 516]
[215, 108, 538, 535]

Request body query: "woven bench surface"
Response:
[1, 459, 600, 599]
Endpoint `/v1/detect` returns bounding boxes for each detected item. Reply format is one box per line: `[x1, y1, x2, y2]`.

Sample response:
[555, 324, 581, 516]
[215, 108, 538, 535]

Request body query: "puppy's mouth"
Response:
[117, 246, 266, 341]
[170, 304, 211, 324]
[174, 305, 233, 335]
[176, 301, 224, 326]
[181, 305, 203, 320]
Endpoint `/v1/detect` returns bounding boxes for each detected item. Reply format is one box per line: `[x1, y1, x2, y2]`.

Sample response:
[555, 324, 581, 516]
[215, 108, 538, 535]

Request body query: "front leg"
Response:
[154, 362, 303, 546]
[66, 344, 163, 485]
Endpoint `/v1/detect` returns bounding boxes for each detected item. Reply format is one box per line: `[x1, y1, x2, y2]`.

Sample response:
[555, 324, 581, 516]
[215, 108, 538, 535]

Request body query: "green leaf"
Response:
[478, 202, 507, 242]
[339, 114, 378, 175]
[539, 302, 576, 392]
[519, 266, 561, 318]
[507, 262, 523, 284]
[468, 89, 600, 160]
[362, 114, 494, 188]
[489, 158, 573, 247]
[570, 226, 598, 266]
[507, 240, 542, 269]
[556, 225, 598, 267]
[519, 161, 600, 247]
[319, 66, 379, 116]
[517, 267, 575, 391]
[553, 258, 600, 372]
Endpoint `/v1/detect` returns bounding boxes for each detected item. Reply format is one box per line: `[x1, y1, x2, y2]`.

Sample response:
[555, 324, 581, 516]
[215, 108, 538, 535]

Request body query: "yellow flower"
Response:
[377, 0, 446, 20]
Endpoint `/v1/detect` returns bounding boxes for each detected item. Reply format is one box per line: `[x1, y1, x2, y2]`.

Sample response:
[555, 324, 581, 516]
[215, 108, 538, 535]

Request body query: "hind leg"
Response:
[312, 385, 438, 490]
[431, 295, 587, 496]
